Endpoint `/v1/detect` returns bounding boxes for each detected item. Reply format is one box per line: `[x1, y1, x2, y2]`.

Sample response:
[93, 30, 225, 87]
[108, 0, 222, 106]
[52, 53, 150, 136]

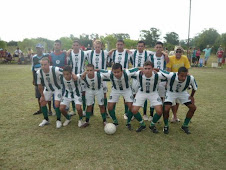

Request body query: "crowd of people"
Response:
[31, 39, 198, 135]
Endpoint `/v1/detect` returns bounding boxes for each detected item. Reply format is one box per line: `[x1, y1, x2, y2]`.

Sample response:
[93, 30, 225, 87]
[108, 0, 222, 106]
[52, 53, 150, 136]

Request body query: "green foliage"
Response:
[0, 41, 7, 49]
[113, 33, 130, 40]
[164, 32, 179, 45]
[59, 37, 73, 50]
[124, 39, 138, 49]
[140, 27, 161, 47]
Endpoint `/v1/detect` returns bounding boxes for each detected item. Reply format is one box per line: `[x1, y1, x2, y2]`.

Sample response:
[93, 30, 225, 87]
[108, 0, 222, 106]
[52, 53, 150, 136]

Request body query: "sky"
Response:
[0, 0, 225, 42]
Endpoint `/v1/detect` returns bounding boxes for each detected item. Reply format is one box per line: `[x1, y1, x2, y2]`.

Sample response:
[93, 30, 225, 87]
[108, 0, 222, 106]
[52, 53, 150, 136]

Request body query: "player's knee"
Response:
[131, 108, 138, 114]
[190, 104, 197, 112]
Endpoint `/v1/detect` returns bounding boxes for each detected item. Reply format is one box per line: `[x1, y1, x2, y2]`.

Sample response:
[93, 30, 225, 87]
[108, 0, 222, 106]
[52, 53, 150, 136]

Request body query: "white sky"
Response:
[0, 0, 224, 42]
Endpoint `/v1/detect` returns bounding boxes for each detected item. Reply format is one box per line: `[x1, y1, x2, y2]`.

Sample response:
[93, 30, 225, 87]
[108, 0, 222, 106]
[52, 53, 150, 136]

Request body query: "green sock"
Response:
[150, 107, 154, 117]
[143, 100, 147, 115]
[101, 113, 107, 122]
[113, 104, 116, 112]
[164, 118, 169, 127]
[109, 109, 118, 123]
[134, 112, 145, 126]
[55, 107, 61, 121]
[72, 101, 76, 112]
[79, 115, 83, 120]
[124, 104, 128, 114]
[41, 106, 48, 121]
[183, 117, 191, 127]
[86, 112, 91, 119]
[104, 98, 107, 110]
[82, 95, 86, 111]
[64, 113, 71, 120]
[127, 110, 133, 124]
[151, 113, 161, 126]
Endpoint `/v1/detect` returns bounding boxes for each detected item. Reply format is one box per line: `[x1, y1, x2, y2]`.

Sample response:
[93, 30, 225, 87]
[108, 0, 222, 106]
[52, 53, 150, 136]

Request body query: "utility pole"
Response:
[187, 0, 192, 63]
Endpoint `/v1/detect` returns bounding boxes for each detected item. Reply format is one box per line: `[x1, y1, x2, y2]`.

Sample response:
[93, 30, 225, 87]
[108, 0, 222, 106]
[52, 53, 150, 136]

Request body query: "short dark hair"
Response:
[112, 63, 122, 71]
[41, 57, 50, 63]
[117, 40, 124, 44]
[73, 40, 80, 44]
[178, 67, 188, 74]
[143, 61, 154, 67]
[155, 41, 163, 46]
[138, 41, 145, 46]
[55, 40, 61, 44]
[86, 64, 94, 69]
[63, 65, 72, 73]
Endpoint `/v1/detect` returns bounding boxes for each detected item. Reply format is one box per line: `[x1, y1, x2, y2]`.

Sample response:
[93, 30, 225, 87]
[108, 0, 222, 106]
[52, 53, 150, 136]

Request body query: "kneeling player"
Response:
[161, 67, 197, 134]
[129, 61, 164, 133]
[60, 66, 84, 127]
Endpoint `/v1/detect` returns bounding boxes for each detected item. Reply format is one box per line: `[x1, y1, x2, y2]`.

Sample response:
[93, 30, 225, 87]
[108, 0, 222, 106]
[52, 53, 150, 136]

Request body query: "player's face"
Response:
[63, 71, 72, 81]
[54, 42, 61, 52]
[41, 60, 50, 73]
[36, 47, 43, 55]
[95, 44, 101, 53]
[112, 68, 123, 79]
[116, 42, 124, 51]
[72, 42, 80, 51]
[155, 44, 163, 53]
[143, 65, 153, 76]
[178, 72, 187, 82]
[86, 66, 94, 77]
[137, 43, 145, 53]
[175, 50, 182, 59]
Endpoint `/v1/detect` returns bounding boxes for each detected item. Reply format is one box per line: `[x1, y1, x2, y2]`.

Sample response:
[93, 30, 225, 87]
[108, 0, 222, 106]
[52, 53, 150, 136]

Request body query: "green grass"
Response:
[0, 62, 226, 169]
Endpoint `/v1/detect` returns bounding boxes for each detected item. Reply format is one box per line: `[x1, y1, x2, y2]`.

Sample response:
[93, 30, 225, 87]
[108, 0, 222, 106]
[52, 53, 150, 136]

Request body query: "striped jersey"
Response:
[60, 76, 81, 98]
[68, 50, 87, 74]
[160, 70, 198, 92]
[111, 50, 132, 69]
[150, 52, 167, 70]
[32, 53, 49, 72]
[49, 51, 67, 68]
[82, 71, 104, 90]
[133, 71, 165, 93]
[86, 50, 108, 69]
[100, 68, 138, 91]
[131, 50, 153, 67]
[36, 66, 63, 91]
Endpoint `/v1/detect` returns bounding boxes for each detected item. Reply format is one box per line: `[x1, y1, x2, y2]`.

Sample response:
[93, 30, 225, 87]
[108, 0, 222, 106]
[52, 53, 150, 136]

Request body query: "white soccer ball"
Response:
[104, 123, 116, 135]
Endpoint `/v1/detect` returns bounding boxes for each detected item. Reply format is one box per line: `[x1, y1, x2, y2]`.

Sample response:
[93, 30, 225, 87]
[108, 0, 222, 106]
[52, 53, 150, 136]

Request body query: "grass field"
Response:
[0, 62, 226, 169]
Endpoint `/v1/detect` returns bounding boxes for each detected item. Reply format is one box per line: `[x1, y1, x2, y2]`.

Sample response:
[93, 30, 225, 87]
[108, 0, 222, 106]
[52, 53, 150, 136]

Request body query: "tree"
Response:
[140, 27, 161, 47]
[102, 34, 117, 50]
[0, 41, 7, 49]
[164, 32, 179, 45]
[113, 33, 130, 40]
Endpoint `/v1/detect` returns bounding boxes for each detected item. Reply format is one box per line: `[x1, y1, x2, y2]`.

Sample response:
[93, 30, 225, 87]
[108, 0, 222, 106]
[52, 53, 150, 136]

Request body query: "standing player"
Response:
[32, 44, 52, 115]
[59, 66, 84, 127]
[36, 57, 63, 128]
[161, 67, 198, 134]
[202, 45, 213, 67]
[81, 64, 108, 127]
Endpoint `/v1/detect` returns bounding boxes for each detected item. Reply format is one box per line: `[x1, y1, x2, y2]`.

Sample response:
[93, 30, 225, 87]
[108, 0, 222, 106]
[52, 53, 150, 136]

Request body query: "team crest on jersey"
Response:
[103, 87, 107, 91]
[78, 97, 82, 102]
[57, 94, 62, 98]
[157, 97, 161, 102]
[56, 60, 60, 64]
[101, 98, 104, 103]
[134, 99, 136, 103]
[130, 95, 134, 100]
[109, 96, 112, 99]
[157, 61, 161, 65]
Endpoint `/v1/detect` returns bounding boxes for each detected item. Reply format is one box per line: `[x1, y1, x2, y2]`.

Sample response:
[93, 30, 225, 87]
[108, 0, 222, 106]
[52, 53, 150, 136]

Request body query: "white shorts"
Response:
[158, 81, 166, 98]
[44, 89, 62, 102]
[102, 82, 108, 93]
[164, 91, 191, 105]
[131, 79, 140, 95]
[218, 58, 223, 63]
[133, 91, 162, 107]
[60, 95, 82, 107]
[108, 88, 134, 103]
[86, 89, 104, 106]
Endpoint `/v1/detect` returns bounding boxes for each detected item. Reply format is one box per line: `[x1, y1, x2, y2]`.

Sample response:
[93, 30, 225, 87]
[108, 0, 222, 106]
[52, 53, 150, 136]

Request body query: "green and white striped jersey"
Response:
[150, 52, 167, 70]
[68, 50, 87, 74]
[86, 50, 108, 69]
[133, 71, 165, 93]
[110, 50, 132, 69]
[100, 68, 138, 91]
[36, 66, 63, 91]
[160, 70, 198, 92]
[82, 71, 104, 91]
[60, 76, 81, 98]
[131, 50, 153, 67]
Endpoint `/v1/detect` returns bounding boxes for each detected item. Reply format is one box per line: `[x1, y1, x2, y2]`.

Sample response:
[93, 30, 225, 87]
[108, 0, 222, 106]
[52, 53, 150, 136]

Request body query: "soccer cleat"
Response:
[68, 111, 76, 116]
[81, 122, 90, 128]
[181, 126, 191, 134]
[56, 120, 62, 128]
[39, 119, 49, 127]
[143, 115, 148, 121]
[33, 110, 42, 115]
[78, 120, 84, 127]
[123, 114, 128, 120]
[148, 116, 153, 122]
[48, 111, 53, 116]
[149, 125, 159, 133]
[171, 118, 180, 123]
[126, 124, 132, 131]
[63, 119, 71, 126]
[136, 125, 146, 132]
[163, 126, 169, 134]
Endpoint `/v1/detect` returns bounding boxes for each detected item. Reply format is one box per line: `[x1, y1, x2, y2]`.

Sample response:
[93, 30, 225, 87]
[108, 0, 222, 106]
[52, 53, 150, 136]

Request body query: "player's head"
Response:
[143, 61, 154, 75]
[137, 41, 145, 52]
[86, 64, 95, 77]
[63, 65, 72, 80]
[112, 63, 123, 79]
[54, 40, 62, 52]
[175, 46, 183, 59]
[94, 40, 102, 53]
[178, 67, 188, 82]
[116, 40, 124, 51]
[72, 40, 80, 51]
[36, 43, 44, 55]
[155, 41, 164, 53]
[40, 57, 50, 73]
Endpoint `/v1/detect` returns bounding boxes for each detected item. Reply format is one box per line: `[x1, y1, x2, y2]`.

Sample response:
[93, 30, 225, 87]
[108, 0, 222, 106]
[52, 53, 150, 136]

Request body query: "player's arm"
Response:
[162, 51, 169, 63]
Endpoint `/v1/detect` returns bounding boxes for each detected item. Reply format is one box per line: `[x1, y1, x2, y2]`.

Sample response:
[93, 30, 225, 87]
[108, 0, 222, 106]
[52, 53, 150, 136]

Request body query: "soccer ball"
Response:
[104, 123, 116, 135]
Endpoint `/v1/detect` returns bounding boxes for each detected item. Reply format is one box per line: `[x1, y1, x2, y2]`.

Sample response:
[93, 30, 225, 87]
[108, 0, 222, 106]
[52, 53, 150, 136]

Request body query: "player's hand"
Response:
[126, 49, 132, 54]
[32, 80, 35, 86]
[161, 51, 168, 57]
[189, 96, 195, 104]
[72, 73, 78, 81]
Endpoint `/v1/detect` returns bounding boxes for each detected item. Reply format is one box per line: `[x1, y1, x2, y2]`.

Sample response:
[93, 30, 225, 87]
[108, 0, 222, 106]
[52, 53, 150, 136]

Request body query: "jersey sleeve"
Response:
[160, 70, 173, 79]
[184, 57, 191, 69]
[100, 70, 111, 79]
[158, 72, 167, 81]
[126, 68, 139, 77]
[190, 75, 198, 91]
